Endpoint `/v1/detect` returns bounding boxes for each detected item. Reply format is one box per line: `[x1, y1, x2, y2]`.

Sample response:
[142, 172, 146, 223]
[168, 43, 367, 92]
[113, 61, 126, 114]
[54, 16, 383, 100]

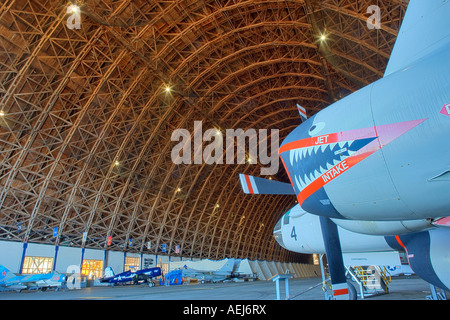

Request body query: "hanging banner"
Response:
[82, 232, 88, 244]
[161, 243, 167, 252]
[107, 235, 112, 246]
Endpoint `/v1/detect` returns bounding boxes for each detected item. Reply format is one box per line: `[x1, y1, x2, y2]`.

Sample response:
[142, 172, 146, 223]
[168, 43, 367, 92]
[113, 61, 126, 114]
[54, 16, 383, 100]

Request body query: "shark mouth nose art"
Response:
[289, 138, 376, 191]
[279, 119, 427, 207]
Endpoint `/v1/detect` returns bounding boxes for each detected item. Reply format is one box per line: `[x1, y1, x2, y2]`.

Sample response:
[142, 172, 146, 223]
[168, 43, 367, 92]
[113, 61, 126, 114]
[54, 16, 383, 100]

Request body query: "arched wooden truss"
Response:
[0, 0, 407, 262]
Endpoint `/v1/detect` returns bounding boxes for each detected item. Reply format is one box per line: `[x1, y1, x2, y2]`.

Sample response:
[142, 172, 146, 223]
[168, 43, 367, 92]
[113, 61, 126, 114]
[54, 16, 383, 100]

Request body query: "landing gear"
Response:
[319, 216, 356, 300]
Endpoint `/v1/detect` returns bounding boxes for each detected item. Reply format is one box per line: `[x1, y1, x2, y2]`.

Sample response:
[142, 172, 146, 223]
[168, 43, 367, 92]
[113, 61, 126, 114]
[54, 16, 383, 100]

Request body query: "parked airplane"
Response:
[240, 0, 449, 299]
[100, 266, 161, 287]
[180, 258, 245, 283]
[0, 265, 66, 292]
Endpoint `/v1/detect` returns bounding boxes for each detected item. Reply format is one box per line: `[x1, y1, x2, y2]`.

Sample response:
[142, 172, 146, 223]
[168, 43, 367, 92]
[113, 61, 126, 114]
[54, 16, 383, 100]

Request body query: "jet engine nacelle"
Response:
[331, 218, 434, 236]
[385, 229, 450, 291]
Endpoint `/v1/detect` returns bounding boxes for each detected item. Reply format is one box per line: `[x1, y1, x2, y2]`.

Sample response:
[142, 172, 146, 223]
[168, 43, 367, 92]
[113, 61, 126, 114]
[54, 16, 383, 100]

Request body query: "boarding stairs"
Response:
[346, 266, 391, 299]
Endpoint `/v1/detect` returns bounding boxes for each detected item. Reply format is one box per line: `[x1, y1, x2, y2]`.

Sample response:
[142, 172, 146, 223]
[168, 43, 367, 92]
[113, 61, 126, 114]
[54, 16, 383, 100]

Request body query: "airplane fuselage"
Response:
[279, 42, 450, 221]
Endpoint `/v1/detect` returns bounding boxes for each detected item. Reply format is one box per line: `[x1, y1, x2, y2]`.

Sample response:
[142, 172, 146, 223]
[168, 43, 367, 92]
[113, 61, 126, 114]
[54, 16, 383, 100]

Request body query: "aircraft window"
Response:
[81, 259, 104, 280]
[274, 218, 282, 231]
[273, 231, 286, 249]
[22, 256, 53, 274]
[283, 213, 290, 225]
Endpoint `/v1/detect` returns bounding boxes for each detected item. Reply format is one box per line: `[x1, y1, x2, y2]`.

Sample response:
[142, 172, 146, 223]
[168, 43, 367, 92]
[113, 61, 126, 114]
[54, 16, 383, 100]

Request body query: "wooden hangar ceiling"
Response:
[0, 0, 408, 262]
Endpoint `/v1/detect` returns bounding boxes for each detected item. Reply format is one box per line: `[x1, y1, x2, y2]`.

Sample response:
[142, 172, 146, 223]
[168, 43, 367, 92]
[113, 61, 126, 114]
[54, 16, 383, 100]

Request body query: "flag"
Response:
[82, 231, 88, 244]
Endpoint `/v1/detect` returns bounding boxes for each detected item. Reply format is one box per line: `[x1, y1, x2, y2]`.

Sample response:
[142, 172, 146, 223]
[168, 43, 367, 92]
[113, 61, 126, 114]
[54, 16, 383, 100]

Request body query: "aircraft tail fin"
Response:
[219, 259, 236, 272]
[384, 0, 450, 77]
[0, 265, 15, 282]
[297, 104, 307, 122]
[104, 266, 115, 278]
[239, 174, 295, 195]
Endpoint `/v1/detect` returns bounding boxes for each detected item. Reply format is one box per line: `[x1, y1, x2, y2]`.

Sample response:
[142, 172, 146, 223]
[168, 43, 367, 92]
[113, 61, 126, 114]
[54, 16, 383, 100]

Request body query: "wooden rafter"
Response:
[0, 0, 408, 262]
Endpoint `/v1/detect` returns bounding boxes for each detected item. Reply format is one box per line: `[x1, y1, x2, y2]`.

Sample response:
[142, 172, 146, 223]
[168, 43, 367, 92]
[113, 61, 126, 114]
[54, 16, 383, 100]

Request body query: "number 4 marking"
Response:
[291, 226, 297, 241]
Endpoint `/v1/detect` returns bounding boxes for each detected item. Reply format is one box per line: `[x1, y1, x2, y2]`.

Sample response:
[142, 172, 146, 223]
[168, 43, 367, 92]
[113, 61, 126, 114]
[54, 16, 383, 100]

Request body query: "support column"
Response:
[80, 247, 85, 272]
[123, 251, 127, 272]
[104, 250, 109, 270]
[52, 245, 59, 271]
[18, 242, 28, 274]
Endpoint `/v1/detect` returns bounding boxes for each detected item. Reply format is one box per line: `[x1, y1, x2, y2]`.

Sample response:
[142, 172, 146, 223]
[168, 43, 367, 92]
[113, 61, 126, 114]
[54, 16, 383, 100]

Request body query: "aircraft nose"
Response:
[273, 217, 286, 249]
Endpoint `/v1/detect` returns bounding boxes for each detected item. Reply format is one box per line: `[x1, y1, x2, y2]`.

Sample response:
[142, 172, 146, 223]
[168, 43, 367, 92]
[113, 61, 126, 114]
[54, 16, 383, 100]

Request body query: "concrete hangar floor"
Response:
[0, 275, 439, 300]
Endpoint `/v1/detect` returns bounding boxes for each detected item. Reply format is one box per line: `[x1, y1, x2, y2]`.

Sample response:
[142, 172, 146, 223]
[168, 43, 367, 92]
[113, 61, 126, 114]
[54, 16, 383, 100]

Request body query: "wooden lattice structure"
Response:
[0, 0, 408, 262]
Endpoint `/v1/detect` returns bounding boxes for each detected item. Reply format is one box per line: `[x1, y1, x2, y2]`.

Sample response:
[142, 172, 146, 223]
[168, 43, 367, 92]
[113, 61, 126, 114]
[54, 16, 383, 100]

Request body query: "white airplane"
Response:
[180, 259, 246, 283]
[240, 0, 450, 299]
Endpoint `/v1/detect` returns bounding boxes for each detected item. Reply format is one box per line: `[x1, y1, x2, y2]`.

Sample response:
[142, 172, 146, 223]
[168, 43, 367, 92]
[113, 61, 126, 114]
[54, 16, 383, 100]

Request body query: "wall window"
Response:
[81, 259, 103, 279]
[313, 253, 320, 265]
[125, 256, 140, 271]
[160, 263, 169, 275]
[22, 256, 54, 274]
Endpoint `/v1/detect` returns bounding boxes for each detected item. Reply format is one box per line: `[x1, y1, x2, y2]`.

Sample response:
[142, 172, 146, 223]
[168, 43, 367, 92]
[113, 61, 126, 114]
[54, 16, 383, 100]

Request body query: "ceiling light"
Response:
[71, 5, 80, 14]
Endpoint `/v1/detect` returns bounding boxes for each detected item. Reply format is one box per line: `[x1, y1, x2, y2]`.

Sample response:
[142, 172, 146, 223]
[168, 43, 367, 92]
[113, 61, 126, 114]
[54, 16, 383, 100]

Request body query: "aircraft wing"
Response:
[2, 275, 45, 289]
[10, 273, 62, 287]
[239, 174, 295, 195]
[181, 269, 208, 279]
[384, 0, 450, 77]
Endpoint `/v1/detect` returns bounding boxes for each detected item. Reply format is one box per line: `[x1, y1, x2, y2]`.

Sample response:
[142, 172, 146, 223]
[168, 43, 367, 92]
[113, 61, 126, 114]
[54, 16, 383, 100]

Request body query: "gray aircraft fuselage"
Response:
[279, 42, 449, 222]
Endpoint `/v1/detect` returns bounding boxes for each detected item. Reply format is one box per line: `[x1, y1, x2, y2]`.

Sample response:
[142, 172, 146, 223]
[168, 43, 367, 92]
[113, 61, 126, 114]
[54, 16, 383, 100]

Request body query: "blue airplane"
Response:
[0, 265, 66, 292]
[100, 266, 162, 287]
[240, 0, 449, 299]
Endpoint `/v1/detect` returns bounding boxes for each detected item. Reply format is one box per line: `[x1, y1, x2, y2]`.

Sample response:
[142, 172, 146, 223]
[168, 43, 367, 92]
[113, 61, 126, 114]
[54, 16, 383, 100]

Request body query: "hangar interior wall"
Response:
[170, 258, 321, 280]
[0, 240, 320, 280]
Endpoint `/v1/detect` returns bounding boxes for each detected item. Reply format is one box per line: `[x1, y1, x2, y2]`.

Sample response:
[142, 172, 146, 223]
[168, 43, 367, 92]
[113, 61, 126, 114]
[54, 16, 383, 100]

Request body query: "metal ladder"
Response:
[346, 266, 391, 299]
